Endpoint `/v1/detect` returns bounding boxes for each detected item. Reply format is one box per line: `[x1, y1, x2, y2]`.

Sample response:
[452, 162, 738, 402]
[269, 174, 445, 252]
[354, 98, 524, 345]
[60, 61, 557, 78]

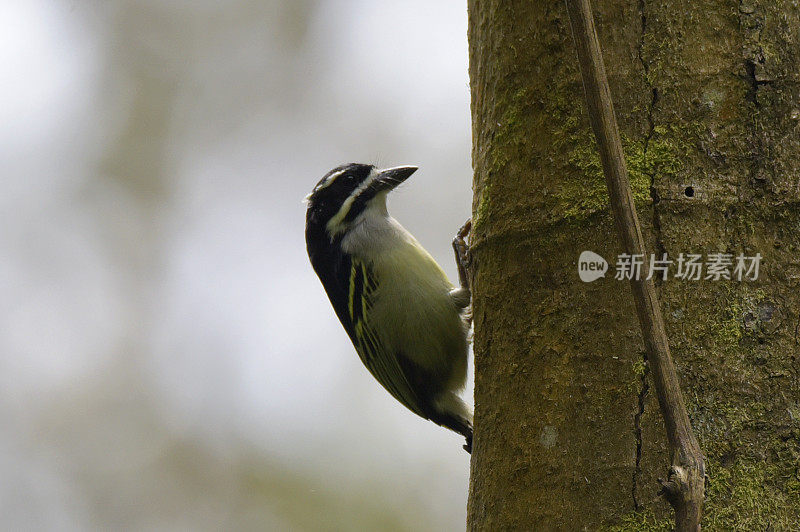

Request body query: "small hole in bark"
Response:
[684, 186, 695, 198]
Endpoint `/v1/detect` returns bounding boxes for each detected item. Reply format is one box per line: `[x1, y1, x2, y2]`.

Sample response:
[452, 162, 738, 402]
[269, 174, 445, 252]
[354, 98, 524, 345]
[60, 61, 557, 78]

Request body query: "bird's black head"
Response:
[304, 163, 417, 240]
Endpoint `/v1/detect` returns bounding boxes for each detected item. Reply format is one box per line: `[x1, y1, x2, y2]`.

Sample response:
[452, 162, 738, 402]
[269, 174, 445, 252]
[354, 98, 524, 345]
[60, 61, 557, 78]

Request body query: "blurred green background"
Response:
[1, 0, 473, 529]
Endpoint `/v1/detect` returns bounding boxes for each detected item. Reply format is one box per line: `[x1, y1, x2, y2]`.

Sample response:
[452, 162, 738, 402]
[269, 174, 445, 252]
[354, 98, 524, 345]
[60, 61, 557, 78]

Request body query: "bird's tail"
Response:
[432, 392, 473, 453]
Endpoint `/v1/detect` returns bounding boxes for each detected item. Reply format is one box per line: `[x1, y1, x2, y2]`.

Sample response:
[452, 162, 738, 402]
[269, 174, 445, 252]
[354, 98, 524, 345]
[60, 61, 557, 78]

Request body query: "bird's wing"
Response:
[309, 240, 430, 419]
[346, 258, 428, 418]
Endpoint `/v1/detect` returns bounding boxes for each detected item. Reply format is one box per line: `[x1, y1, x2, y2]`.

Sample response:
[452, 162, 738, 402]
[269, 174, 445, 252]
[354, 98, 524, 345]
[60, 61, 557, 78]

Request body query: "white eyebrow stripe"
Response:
[325, 168, 378, 236]
[314, 168, 347, 193]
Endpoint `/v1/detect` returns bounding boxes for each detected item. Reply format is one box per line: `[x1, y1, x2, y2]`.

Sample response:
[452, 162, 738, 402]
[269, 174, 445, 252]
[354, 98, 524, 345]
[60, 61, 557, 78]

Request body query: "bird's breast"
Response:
[366, 238, 468, 375]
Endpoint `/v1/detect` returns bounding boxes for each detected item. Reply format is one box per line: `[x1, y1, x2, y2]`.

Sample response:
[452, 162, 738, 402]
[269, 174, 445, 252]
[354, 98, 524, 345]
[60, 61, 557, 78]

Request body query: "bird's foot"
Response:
[452, 218, 472, 293]
[452, 218, 472, 323]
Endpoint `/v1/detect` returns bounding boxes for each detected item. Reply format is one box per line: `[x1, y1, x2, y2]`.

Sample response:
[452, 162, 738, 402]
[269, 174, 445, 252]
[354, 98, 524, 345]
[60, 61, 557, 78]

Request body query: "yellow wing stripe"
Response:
[360, 262, 370, 314]
[347, 259, 424, 417]
[348, 263, 357, 320]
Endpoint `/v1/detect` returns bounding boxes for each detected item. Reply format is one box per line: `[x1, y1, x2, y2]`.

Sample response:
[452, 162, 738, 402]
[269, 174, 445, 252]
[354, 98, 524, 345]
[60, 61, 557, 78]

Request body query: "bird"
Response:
[304, 163, 473, 452]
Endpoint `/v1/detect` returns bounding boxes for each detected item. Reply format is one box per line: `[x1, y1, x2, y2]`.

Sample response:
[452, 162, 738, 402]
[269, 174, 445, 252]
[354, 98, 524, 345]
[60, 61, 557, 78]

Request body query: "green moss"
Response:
[606, 457, 800, 531]
[558, 134, 655, 219]
[627, 357, 648, 394]
[632, 125, 694, 183]
[475, 88, 528, 232]
[543, 84, 694, 222]
[703, 458, 800, 530]
[605, 509, 672, 532]
[474, 179, 495, 233]
[701, 399, 769, 446]
[711, 296, 744, 346]
[706, 286, 772, 348]
[482, 59, 726, 226]
[491, 87, 529, 164]
[632, 358, 647, 378]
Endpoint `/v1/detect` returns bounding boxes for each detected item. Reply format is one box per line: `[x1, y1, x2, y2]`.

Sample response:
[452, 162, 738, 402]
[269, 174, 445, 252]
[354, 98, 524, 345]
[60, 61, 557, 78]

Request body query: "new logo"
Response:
[578, 251, 608, 282]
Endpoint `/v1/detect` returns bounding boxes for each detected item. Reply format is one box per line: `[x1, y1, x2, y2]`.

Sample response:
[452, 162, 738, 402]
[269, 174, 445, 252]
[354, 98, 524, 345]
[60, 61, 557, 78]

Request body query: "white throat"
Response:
[340, 193, 407, 257]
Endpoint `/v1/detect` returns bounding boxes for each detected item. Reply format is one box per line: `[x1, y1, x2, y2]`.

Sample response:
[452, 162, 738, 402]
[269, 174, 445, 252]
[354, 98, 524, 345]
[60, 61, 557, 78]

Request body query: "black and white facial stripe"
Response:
[305, 163, 417, 239]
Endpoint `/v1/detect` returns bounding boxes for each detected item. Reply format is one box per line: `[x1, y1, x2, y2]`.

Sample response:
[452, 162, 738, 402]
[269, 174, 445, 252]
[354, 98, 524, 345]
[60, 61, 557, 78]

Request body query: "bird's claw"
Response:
[452, 218, 472, 292]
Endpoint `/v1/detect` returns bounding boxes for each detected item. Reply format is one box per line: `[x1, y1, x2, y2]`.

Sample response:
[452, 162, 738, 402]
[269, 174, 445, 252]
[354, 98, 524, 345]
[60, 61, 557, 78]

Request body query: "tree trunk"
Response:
[466, 0, 800, 529]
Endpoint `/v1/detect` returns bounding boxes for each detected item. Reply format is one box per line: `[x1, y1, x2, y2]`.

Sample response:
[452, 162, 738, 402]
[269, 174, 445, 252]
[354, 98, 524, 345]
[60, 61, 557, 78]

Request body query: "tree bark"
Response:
[466, 0, 800, 529]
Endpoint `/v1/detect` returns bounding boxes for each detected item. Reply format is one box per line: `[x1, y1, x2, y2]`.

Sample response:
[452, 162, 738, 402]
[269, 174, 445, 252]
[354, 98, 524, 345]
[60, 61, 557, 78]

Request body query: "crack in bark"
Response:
[739, 1, 772, 109]
[632, 352, 651, 510]
[738, 0, 771, 191]
[637, 0, 666, 272]
[743, 60, 765, 108]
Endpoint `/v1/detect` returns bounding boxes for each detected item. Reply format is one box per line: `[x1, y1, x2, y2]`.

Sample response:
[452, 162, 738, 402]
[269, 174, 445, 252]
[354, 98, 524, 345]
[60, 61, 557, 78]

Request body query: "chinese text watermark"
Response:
[578, 252, 761, 282]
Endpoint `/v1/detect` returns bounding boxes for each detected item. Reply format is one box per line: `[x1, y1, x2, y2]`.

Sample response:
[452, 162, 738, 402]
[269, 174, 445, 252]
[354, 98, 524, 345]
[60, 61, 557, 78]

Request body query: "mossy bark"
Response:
[466, 0, 800, 529]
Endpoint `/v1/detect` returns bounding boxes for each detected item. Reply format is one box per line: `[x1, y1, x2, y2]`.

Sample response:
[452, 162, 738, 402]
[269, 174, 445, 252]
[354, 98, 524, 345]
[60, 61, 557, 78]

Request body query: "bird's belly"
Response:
[367, 251, 468, 381]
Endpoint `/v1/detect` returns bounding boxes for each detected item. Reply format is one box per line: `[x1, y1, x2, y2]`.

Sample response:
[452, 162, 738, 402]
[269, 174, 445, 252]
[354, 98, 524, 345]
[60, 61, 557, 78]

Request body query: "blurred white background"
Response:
[0, 0, 472, 529]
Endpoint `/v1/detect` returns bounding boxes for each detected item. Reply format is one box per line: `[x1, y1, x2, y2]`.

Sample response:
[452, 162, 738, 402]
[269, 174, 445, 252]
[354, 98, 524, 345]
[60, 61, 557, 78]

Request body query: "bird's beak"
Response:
[374, 165, 418, 192]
